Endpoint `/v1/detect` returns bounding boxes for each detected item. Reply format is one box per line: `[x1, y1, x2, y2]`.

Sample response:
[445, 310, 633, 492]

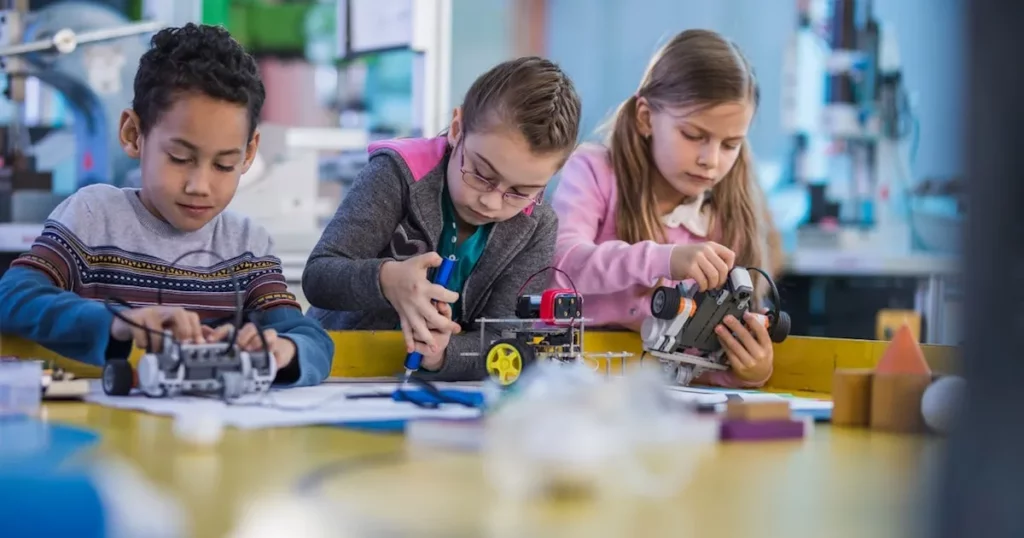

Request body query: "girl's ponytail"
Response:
[610, 95, 664, 244]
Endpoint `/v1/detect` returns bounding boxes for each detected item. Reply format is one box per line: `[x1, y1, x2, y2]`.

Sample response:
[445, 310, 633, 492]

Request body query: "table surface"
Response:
[43, 399, 944, 538]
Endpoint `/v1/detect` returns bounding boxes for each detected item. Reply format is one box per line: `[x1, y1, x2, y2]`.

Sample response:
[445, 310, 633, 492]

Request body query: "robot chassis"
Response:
[640, 267, 791, 386]
[101, 330, 277, 400]
[470, 289, 631, 385]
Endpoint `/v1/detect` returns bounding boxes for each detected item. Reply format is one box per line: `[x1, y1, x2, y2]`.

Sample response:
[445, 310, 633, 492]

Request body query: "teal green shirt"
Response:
[437, 183, 492, 322]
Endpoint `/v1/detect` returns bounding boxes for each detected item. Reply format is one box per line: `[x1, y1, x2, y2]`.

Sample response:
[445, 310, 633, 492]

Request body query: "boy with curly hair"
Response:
[0, 23, 333, 387]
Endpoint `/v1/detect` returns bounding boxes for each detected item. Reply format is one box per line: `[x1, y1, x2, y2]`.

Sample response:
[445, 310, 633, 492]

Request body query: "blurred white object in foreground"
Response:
[483, 362, 718, 500]
[228, 493, 365, 538]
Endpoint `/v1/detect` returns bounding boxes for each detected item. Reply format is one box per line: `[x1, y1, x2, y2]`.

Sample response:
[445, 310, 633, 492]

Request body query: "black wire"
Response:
[516, 266, 581, 326]
[102, 248, 249, 358]
[160, 249, 244, 352]
[747, 267, 782, 326]
[294, 452, 406, 495]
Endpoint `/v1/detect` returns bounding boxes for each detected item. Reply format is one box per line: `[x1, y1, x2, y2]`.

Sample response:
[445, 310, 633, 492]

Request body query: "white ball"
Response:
[173, 412, 225, 447]
[921, 375, 966, 434]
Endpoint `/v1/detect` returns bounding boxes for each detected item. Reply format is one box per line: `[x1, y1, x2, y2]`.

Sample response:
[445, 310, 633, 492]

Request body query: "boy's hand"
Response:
[413, 302, 460, 372]
[715, 312, 773, 383]
[203, 324, 296, 369]
[379, 252, 461, 353]
[110, 306, 205, 352]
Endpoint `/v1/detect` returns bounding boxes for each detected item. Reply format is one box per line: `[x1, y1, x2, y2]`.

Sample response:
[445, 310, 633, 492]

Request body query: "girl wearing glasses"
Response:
[550, 30, 782, 388]
[303, 57, 582, 381]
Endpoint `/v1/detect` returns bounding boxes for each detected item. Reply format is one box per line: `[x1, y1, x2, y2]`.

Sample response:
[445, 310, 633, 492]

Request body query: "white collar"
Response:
[660, 195, 711, 237]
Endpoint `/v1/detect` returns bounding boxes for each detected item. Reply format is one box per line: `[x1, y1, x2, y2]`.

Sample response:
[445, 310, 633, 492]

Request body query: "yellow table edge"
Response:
[1, 330, 959, 394]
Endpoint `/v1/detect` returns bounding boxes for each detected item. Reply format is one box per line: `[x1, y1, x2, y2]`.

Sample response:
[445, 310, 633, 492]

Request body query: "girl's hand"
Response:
[415, 301, 461, 372]
[715, 311, 773, 384]
[379, 252, 461, 353]
[670, 242, 736, 291]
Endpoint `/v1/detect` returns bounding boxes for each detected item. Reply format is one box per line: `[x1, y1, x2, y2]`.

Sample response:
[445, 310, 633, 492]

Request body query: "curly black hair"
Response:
[132, 23, 265, 139]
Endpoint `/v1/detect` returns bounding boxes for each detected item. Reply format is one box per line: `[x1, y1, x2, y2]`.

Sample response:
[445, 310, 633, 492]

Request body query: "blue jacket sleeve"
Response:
[257, 306, 334, 387]
[0, 266, 131, 366]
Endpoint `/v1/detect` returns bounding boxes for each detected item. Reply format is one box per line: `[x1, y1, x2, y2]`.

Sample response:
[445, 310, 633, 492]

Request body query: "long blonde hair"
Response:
[607, 29, 782, 279]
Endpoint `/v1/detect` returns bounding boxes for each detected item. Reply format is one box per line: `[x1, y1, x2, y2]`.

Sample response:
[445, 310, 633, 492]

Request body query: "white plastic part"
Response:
[172, 404, 225, 447]
[483, 362, 716, 500]
[639, 317, 667, 348]
[136, 353, 161, 397]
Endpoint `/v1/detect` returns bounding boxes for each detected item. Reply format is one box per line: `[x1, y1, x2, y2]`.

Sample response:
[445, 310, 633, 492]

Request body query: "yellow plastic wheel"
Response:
[486, 339, 532, 386]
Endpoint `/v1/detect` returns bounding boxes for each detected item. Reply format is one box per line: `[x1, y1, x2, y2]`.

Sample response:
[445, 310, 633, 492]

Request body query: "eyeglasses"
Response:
[458, 138, 543, 209]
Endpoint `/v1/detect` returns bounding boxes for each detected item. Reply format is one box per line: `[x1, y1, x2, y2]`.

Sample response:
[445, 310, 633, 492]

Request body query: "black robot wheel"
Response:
[651, 286, 681, 320]
[102, 360, 134, 396]
[769, 311, 792, 343]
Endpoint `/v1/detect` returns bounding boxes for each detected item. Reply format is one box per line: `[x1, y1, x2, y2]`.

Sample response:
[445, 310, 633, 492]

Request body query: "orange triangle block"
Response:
[875, 324, 931, 375]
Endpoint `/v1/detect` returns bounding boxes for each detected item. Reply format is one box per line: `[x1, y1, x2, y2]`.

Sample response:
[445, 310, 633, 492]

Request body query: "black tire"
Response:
[102, 360, 133, 396]
[651, 286, 681, 320]
[769, 311, 792, 343]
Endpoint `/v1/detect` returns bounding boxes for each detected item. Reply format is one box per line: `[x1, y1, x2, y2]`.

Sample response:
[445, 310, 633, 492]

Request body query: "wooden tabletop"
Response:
[44, 400, 943, 538]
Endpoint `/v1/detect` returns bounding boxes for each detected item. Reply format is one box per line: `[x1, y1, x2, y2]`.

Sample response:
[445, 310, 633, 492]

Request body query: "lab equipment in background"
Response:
[0, 1, 162, 191]
[781, 0, 947, 254]
[777, 0, 961, 345]
[0, 123, 57, 222]
[337, 0, 452, 136]
[229, 124, 368, 244]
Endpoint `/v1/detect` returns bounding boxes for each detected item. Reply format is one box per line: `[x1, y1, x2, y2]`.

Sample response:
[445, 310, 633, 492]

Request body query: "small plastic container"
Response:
[0, 359, 43, 417]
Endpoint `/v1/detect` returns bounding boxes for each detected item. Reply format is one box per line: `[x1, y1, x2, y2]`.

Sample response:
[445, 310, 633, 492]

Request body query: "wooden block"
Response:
[870, 373, 932, 433]
[876, 309, 922, 341]
[720, 419, 805, 441]
[832, 369, 873, 427]
[725, 401, 791, 421]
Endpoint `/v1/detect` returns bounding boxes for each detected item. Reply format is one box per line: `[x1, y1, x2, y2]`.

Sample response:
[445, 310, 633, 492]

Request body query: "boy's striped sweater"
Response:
[0, 184, 333, 387]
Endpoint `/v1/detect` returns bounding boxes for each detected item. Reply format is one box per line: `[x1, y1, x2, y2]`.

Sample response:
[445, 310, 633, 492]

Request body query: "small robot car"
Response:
[102, 330, 277, 399]
[640, 267, 791, 385]
[482, 288, 584, 385]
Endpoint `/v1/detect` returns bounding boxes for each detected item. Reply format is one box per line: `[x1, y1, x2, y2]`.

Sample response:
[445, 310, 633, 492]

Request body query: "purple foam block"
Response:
[719, 419, 805, 441]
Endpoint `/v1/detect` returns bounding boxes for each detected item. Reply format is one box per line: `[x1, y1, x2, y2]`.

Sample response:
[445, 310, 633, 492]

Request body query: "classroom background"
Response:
[0, 1, 973, 537]
[0, 0, 962, 345]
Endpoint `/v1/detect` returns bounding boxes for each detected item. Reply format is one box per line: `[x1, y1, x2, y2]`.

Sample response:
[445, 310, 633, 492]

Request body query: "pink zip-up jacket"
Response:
[549, 144, 770, 388]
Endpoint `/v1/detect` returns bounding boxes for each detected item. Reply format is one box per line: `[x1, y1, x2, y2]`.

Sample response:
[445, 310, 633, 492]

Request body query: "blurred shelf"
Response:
[784, 248, 959, 277]
[0, 223, 42, 252]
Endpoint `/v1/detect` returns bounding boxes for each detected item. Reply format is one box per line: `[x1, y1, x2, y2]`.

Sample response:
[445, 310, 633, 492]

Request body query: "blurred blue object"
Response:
[0, 415, 98, 471]
[0, 416, 186, 537]
[0, 472, 107, 538]
[766, 185, 812, 235]
[0, 416, 106, 537]
[910, 195, 962, 253]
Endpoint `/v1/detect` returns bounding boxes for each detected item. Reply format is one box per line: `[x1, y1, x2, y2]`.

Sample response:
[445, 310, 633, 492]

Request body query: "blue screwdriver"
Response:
[402, 255, 457, 383]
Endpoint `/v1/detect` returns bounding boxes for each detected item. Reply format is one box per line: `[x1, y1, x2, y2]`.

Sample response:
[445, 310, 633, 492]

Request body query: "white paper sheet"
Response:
[83, 380, 482, 430]
[83, 380, 831, 430]
[664, 385, 834, 412]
